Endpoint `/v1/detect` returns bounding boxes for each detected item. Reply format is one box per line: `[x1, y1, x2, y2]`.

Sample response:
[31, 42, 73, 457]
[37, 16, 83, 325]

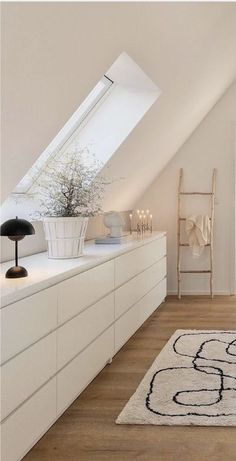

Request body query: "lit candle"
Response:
[139, 214, 143, 233]
[136, 210, 140, 228]
[146, 209, 150, 215]
[150, 214, 153, 232]
[129, 213, 133, 234]
[141, 210, 144, 215]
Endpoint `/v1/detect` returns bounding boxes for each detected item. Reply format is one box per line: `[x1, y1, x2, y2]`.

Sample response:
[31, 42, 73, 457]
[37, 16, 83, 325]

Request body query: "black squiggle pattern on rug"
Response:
[146, 332, 236, 417]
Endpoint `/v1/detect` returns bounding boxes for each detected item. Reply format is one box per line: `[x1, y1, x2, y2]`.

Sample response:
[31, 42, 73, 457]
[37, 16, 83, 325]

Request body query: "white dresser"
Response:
[0, 232, 166, 461]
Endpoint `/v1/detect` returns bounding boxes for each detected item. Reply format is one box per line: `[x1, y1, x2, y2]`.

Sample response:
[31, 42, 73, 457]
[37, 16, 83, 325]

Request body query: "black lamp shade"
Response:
[0, 218, 35, 238]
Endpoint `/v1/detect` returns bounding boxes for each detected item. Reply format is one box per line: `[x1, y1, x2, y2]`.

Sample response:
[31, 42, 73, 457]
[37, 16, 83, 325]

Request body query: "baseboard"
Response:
[167, 290, 232, 296]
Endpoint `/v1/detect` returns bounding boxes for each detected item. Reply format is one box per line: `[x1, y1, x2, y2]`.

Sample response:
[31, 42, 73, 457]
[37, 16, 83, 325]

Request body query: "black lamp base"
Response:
[5, 266, 28, 279]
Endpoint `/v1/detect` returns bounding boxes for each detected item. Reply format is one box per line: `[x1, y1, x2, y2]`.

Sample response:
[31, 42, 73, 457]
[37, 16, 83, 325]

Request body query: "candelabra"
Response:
[129, 209, 153, 235]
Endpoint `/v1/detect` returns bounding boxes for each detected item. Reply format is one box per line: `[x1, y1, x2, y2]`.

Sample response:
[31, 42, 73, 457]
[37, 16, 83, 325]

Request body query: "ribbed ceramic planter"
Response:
[43, 217, 89, 259]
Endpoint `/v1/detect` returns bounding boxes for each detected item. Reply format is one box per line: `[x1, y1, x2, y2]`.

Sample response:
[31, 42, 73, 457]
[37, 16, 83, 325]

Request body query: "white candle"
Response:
[140, 214, 143, 232]
[129, 213, 133, 234]
[136, 210, 140, 228]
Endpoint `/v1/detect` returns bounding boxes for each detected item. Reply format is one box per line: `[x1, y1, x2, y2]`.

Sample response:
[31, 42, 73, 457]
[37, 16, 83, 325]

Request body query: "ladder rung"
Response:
[180, 270, 211, 273]
[179, 217, 211, 221]
[179, 243, 210, 246]
[180, 192, 213, 196]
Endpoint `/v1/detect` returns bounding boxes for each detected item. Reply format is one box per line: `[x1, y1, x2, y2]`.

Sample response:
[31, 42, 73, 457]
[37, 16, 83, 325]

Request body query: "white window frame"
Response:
[13, 75, 113, 195]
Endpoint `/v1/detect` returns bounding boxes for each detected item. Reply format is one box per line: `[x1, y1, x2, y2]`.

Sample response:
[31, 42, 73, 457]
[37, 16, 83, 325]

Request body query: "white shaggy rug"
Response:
[116, 330, 236, 426]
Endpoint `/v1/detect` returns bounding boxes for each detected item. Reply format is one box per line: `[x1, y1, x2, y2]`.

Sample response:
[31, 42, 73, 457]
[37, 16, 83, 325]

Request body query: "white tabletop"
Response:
[1, 231, 166, 307]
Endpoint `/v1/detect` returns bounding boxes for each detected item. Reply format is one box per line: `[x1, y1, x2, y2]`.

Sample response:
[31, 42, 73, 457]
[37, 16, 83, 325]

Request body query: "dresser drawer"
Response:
[58, 260, 114, 324]
[139, 277, 166, 325]
[1, 332, 57, 421]
[115, 257, 166, 319]
[57, 293, 114, 369]
[1, 378, 56, 461]
[57, 326, 114, 415]
[115, 277, 166, 353]
[1, 287, 57, 364]
[115, 236, 166, 287]
[115, 303, 140, 353]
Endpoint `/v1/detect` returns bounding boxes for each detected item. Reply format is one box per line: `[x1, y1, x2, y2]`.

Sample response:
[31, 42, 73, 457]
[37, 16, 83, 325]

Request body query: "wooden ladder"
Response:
[177, 168, 216, 299]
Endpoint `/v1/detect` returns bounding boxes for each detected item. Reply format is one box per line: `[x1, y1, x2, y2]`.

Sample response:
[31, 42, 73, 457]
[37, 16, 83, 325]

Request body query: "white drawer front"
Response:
[139, 277, 166, 325]
[57, 293, 114, 369]
[115, 236, 166, 287]
[115, 277, 166, 353]
[1, 378, 56, 461]
[1, 332, 57, 421]
[58, 260, 114, 324]
[115, 303, 140, 353]
[1, 287, 57, 364]
[115, 257, 166, 319]
[57, 326, 114, 415]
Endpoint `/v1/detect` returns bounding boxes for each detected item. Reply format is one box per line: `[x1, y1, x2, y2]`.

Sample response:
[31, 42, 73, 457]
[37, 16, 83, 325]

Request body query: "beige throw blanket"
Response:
[185, 215, 211, 257]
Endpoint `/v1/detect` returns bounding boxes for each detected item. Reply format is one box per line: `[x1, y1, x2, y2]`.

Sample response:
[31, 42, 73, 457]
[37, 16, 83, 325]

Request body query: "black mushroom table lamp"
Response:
[0, 216, 35, 278]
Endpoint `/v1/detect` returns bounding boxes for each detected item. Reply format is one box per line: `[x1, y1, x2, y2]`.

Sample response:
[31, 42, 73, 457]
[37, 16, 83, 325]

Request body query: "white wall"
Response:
[2, 3, 236, 268]
[2, 3, 236, 208]
[136, 81, 236, 295]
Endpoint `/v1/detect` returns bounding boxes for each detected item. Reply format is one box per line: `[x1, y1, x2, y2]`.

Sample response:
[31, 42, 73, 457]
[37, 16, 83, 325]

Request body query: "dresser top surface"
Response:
[1, 231, 166, 307]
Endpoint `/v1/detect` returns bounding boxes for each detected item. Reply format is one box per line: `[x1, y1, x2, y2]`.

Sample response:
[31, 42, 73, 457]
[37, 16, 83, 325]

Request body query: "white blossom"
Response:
[32, 148, 110, 217]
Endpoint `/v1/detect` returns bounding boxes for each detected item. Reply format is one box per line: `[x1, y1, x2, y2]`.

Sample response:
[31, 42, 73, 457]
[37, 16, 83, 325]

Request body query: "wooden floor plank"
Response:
[24, 295, 236, 461]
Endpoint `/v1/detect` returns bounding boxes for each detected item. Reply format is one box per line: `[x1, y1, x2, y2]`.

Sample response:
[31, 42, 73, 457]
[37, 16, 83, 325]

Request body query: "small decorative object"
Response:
[103, 211, 125, 237]
[130, 209, 153, 235]
[95, 211, 128, 244]
[0, 216, 35, 278]
[32, 148, 108, 259]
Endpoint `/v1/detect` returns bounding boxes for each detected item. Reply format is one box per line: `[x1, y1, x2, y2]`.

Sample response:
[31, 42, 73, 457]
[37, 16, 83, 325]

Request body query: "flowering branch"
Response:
[31, 148, 110, 217]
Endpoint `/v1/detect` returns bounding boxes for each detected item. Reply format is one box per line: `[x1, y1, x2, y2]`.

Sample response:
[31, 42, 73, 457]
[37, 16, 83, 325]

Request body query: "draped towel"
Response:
[185, 215, 211, 258]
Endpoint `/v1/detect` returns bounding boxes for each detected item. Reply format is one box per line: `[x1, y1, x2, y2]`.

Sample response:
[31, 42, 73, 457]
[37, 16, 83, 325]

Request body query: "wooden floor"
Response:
[24, 296, 236, 461]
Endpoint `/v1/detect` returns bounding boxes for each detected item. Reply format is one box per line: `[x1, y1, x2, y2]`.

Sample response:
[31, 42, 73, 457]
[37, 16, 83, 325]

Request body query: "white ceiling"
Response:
[2, 2, 236, 209]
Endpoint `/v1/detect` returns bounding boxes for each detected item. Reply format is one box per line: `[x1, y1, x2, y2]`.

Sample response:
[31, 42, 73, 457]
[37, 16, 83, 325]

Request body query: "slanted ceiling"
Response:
[2, 2, 236, 209]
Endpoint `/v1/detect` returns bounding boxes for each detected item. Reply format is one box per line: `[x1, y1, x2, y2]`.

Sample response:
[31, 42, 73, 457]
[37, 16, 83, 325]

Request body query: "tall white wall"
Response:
[2, 3, 236, 208]
[136, 81, 236, 295]
[2, 4, 236, 266]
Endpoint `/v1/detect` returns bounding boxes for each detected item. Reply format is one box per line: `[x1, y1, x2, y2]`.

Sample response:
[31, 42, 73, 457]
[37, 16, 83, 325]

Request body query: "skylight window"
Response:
[2, 52, 160, 221]
[13, 75, 113, 194]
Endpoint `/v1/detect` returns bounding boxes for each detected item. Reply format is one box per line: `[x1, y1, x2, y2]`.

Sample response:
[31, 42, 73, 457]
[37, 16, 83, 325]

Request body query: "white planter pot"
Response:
[43, 217, 89, 259]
